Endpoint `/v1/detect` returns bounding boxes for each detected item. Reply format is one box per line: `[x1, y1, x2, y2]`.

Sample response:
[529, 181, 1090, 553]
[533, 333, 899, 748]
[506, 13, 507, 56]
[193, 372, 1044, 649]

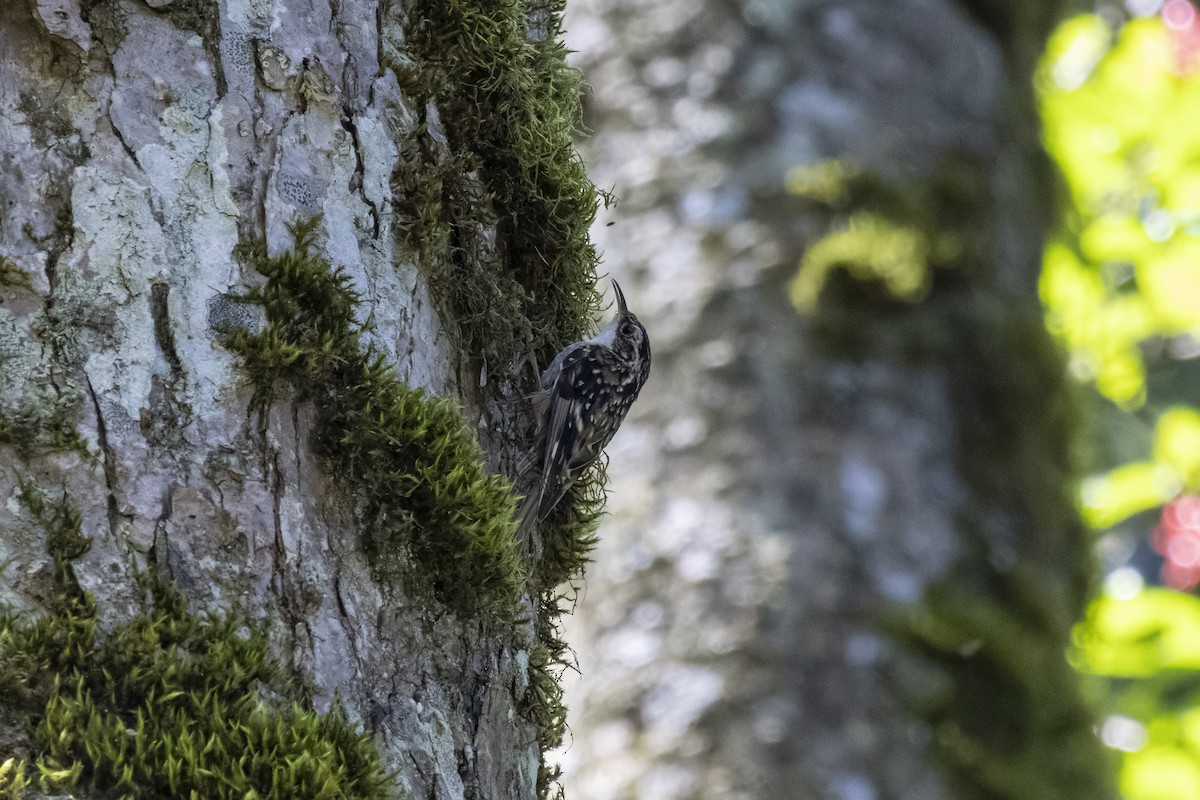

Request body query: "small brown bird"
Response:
[518, 279, 651, 537]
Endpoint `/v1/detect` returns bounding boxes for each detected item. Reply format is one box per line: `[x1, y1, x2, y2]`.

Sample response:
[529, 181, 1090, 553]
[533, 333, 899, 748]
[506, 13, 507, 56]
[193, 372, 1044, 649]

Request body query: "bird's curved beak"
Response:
[612, 279, 628, 315]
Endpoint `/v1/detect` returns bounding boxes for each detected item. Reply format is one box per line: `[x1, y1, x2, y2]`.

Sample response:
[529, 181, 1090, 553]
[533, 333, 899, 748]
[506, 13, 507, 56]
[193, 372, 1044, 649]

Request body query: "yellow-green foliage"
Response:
[1039, 15, 1200, 797]
[1040, 15, 1200, 522]
[1079, 406, 1200, 528]
[1040, 16, 1200, 409]
[223, 220, 526, 619]
[1, 487, 393, 800]
[1073, 588, 1200, 798]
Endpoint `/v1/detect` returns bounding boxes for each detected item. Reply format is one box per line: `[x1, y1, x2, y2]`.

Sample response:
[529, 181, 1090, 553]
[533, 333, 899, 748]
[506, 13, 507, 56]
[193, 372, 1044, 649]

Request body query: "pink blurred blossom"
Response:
[1153, 496, 1200, 589]
[1163, 0, 1200, 74]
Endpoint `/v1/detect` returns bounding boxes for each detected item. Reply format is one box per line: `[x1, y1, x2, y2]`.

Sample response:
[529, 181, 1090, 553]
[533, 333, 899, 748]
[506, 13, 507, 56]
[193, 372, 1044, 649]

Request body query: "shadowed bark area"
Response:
[559, 1, 1115, 798]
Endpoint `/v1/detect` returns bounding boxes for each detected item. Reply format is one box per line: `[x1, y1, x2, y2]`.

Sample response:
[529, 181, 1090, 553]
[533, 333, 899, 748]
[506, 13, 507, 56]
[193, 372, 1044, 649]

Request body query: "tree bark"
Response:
[559, 1, 1115, 799]
[0, 1, 597, 798]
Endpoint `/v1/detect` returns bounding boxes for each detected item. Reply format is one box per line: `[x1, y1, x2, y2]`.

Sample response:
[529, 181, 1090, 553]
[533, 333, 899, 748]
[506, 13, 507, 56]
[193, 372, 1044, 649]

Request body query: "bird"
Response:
[517, 279, 651, 538]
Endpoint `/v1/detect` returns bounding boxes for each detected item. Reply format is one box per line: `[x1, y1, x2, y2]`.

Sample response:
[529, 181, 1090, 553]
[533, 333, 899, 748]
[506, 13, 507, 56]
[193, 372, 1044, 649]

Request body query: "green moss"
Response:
[386, 5, 613, 791]
[387, 0, 604, 386]
[80, 0, 129, 53]
[17, 481, 90, 590]
[0, 758, 31, 799]
[520, 595, 572, 800]
[788, 158, 983, 323]
[16, 93, 79, 154]
[0, 402, 90, 461]
[156, 0, 219, 41]
[841, 305, 1110, 799]
[0, 261, 93, 463]
[790, 213, 959, 309]
[0, 487, 394, 800]
[0, 259, 32, 293]
[533, 466, 603, 591]
[928, 313, 1104, 799]
[221, 219, 525, 619]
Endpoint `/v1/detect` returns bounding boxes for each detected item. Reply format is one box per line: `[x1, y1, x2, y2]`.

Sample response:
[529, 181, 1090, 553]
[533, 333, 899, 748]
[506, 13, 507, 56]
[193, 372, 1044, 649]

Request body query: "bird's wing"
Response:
[535, 342, 612, 519]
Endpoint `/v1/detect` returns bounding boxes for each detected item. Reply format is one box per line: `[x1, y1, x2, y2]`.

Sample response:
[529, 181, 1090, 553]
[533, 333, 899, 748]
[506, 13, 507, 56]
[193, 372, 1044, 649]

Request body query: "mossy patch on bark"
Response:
[384, 4, 614, 792]
[0, 403, 89, 461]
[0, 259, 33, 293]
[0, 486, 395, 800]
[388, 0, 605, 379]
[221, 219, 527, 620]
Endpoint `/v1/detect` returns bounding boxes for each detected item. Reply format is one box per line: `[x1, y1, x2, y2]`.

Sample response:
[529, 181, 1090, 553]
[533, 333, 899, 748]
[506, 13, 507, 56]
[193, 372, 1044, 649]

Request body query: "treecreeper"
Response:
[518, 280, 652, 538]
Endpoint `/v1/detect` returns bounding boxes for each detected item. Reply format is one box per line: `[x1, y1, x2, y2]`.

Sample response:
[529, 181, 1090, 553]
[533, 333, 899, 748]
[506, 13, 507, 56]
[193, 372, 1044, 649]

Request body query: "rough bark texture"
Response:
[0, 1, 598, 797]
[559, 2, 1115, 799]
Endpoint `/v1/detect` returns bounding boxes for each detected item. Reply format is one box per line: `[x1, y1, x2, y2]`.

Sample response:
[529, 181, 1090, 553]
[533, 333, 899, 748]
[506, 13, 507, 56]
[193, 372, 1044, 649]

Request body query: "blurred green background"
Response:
[1044, 3, 1200, 797]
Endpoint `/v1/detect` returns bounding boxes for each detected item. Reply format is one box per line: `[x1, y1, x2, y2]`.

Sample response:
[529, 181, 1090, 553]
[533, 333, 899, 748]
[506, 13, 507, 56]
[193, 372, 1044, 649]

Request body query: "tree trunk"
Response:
[0, 1, 600, 798]
[559, 2, 1116, 799]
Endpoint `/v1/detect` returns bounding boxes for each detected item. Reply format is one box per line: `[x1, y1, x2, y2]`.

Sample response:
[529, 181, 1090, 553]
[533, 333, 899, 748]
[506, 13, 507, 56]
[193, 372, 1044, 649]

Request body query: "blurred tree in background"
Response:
[558, 1, 1118, 799]
[1043, 3, 1200, 798]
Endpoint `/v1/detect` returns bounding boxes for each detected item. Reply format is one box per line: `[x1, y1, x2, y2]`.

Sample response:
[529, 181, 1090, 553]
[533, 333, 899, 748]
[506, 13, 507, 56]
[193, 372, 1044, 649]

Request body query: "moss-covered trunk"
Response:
[560, 1, 1116, 798]
[0, 1, 601, 798]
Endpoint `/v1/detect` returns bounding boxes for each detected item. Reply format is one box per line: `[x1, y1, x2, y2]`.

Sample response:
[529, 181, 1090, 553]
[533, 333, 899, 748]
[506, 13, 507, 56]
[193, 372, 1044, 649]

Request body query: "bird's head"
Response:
[593, 279, 651, 382]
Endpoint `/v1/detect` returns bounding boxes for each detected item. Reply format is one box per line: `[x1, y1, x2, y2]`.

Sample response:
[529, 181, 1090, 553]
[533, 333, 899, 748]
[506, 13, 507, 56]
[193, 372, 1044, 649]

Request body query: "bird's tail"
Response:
[514, 446, 549, 541]
[515, 478, 547, 544]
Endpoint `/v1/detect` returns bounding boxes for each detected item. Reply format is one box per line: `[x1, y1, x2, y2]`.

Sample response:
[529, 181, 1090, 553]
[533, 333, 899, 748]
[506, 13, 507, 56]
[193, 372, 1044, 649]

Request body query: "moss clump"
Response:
[790, 213, 961, 309]
[0, 758, 31, 799]
[519, 594, 574, 800]
[0, 259, 32, 293]
[0, 398, 88, 460]
[533, 466, 603, 591]
[1, 486, 393, 800]
[16, 93, 81, 158]
[785, 159, 994, 366]
[787, 159, 984, 318]
[155, 0, 219, 41]
[387, 5, 614, 791]
[388, 0, 605, 383]
[80, 0, 130, 54]
[0, 404, 89, 461]
[0, 257, 92, 462]
[150, 0, 225, 95]
[17, 481, 90, 586]
[222, 219, 525, 619]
